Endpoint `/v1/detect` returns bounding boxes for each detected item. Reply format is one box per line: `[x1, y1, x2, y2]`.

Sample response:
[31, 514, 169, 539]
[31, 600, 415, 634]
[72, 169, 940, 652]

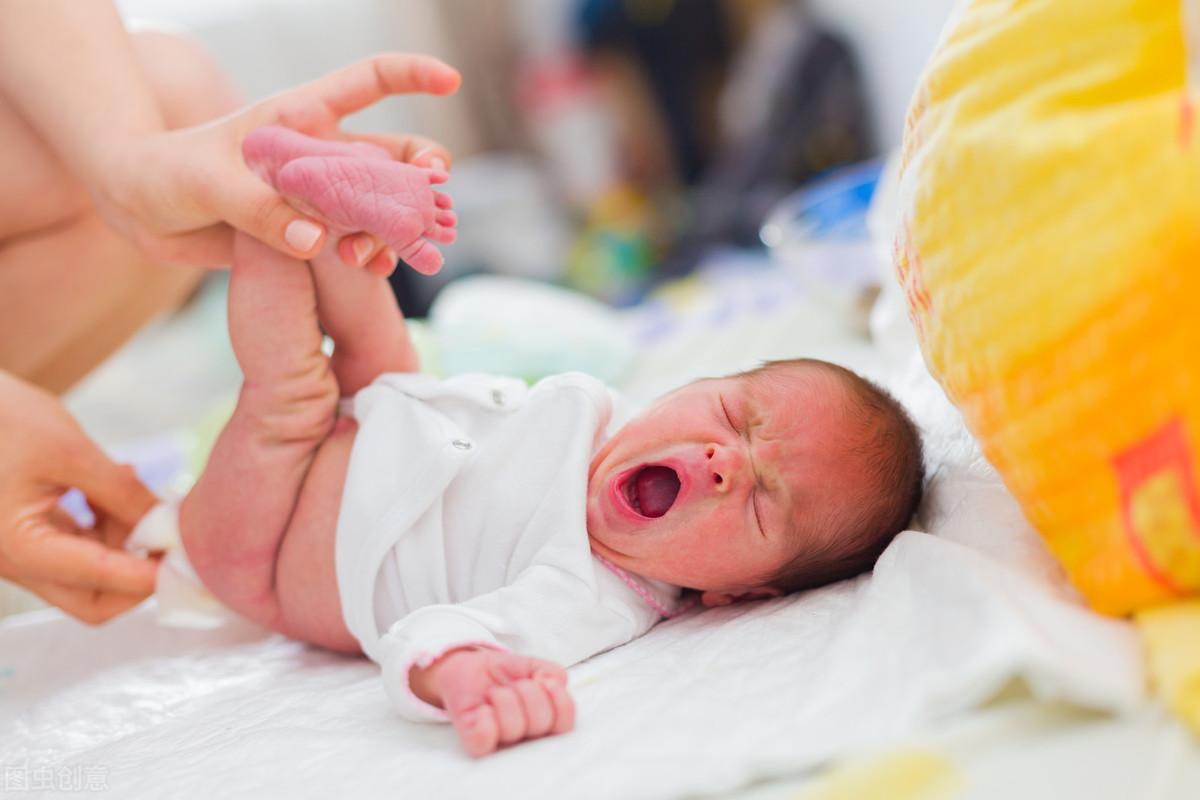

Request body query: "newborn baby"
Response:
[168, 127, 924, 758]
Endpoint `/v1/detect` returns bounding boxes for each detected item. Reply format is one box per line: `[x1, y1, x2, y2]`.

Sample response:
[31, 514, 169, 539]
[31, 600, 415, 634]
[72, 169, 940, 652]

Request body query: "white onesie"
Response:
[336, 371, 685, 721]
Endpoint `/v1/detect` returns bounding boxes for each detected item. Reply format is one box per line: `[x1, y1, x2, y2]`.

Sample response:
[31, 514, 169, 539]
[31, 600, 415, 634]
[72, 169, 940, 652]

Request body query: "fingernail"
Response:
[352, 236, 374, 265]
[285, 219, 322, 253]
[431, 157, 447, 171]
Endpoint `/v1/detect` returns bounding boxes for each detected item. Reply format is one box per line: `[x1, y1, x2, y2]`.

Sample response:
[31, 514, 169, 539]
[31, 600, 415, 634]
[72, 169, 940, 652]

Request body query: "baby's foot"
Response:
[242, 125, 394, 178]
[276, 156, 456, 274]
[243, 126, 457, 274]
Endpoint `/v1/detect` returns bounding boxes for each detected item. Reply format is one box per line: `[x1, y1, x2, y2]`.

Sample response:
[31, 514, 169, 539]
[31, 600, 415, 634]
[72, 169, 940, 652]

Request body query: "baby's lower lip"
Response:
[609, 467, 647, 522]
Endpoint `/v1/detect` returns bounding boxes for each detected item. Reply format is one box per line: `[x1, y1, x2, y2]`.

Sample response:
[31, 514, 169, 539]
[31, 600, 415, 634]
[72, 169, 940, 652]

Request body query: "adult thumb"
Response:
[223, 171, 328, 260]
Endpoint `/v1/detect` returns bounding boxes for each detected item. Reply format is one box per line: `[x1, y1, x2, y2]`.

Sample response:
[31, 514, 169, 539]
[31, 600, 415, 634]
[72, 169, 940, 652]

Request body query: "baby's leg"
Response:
[243, 127, 456, 392]
[182, 133, 456, 644]
[180, 234, 337, 634]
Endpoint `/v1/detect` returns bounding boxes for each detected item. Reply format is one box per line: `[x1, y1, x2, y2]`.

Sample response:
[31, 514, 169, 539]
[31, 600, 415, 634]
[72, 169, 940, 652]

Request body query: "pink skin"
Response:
[586, 366, 863, 607]
[242, 126, 457, 275]
[196, 133, 862, 756]
[184, 127, 561, 758]
[410, 647, 574, 759]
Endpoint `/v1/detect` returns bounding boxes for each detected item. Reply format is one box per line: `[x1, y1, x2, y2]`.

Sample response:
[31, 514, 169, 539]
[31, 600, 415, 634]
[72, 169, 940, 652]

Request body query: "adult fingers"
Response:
[337, 233, 389, 269]
[348, 132, 453, 170]
[21, 577, 149, 625]
[295, 53, 462, 122]
[363, 247, 398, 277]
[206, 169, 327, 260]
[51, 448, 156, 534]
[9, 522, 157, 596]
[133, 224, 238, 269]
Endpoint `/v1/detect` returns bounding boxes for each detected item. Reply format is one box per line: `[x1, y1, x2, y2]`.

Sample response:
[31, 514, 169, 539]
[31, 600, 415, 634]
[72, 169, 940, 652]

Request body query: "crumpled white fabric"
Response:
[0, 343, 1146, 800]
[125, 501, 230, 629]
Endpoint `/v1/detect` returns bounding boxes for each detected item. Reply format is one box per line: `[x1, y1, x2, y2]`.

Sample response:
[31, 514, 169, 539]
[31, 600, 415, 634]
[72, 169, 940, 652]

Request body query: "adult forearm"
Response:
[0, 0, 165, 187]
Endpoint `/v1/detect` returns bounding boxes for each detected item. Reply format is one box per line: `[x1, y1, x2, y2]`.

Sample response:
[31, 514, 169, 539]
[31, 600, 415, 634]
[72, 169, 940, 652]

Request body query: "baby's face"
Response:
[587, 367, 858, 600]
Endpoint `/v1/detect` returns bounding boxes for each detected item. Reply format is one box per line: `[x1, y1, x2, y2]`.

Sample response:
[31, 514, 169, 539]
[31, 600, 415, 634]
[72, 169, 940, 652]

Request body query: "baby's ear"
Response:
[699, 587, 784, 608]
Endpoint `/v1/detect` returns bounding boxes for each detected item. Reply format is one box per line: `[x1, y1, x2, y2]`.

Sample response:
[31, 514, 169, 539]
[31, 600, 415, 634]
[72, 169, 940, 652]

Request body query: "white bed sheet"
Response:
[0, 266, 1163, 799]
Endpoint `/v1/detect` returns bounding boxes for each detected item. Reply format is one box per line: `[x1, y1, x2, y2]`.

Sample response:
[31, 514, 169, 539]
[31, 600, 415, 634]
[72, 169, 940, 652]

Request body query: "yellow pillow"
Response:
[898, 0, 1200, 734]
[897, 0, 1200, 616]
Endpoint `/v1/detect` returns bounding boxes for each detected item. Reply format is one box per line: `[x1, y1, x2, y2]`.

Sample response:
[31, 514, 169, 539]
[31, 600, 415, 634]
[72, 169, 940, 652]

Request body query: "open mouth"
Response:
[622, 465, 681, 519]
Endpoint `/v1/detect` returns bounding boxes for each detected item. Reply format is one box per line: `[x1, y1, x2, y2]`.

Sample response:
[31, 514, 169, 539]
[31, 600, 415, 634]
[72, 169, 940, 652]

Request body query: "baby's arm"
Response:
[410, 649, 574, 758]
[377, 567, 643, 756]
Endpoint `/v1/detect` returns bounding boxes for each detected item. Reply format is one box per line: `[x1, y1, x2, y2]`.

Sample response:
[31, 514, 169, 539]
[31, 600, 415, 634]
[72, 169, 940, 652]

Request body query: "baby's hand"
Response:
[242, 126, 457, 275]
[410, 648, 575, 758]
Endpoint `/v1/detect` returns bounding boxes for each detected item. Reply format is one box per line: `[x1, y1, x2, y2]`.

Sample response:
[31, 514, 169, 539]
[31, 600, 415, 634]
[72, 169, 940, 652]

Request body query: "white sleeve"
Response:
[377, 564, 651, 723]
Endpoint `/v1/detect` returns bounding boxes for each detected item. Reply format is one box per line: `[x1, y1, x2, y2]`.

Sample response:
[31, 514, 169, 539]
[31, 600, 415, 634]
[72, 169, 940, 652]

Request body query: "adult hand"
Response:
[410, 648, 575, 758]
[90, 52, 461, 270]
[0, 372, 158, 623]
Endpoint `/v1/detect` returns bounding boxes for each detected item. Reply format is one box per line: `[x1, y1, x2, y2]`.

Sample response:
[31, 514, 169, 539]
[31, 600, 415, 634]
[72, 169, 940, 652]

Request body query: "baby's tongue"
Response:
[633, 466, 680, 518]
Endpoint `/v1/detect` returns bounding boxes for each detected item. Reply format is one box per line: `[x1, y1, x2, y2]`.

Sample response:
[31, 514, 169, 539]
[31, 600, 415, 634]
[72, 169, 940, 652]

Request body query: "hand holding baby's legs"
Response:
[243, 126, 456, 274]
[243, 126, 447, 392]
[410, 649, 575, 758]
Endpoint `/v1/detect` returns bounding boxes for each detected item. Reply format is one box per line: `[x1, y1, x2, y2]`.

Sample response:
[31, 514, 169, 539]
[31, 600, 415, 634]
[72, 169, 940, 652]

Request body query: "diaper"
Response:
[126, 501, 231, 629]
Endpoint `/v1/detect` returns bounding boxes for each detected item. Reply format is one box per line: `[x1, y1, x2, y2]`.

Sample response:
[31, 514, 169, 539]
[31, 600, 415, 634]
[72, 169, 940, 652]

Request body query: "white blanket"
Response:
[0, 335, 1144, 799]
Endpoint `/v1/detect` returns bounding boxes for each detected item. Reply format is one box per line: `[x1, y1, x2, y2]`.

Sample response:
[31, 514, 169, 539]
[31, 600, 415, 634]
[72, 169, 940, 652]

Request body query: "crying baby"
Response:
[149, 126, 924, 758]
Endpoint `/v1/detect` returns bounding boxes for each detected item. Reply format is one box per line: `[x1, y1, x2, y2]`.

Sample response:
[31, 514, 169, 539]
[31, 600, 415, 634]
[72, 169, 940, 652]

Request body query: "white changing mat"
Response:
[0, 351, 1144, 799]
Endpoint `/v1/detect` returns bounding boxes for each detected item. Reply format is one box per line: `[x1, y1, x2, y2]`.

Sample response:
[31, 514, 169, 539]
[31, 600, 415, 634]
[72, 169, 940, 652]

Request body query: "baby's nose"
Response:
[705, 444, 744, 493]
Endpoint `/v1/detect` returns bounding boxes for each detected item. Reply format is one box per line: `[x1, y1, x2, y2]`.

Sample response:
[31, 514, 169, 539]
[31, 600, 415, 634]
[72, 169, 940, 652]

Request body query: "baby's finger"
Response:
[453, 706, 500, 760]
[512, 679, 555, 739]
[486, 685, 527, 745]
[530, 660, 570, 687]
[544, 679, 576, 735]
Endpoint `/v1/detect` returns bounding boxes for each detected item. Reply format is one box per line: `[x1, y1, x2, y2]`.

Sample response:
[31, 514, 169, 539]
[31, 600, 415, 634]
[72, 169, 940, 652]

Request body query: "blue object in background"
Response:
[759, 157, 884, 247]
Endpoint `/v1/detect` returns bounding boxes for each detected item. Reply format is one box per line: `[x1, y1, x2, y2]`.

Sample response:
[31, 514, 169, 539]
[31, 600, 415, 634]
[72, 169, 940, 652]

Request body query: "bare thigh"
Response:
[275, 416, 362, 653]
[0, 31, 238, 393]
[0, 215, 201, 393]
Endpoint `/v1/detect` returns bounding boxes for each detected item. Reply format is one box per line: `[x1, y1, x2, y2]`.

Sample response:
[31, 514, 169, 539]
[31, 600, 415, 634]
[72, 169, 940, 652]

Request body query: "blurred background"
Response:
[116, 0, 957, 312]
[5, 0, 961, 618]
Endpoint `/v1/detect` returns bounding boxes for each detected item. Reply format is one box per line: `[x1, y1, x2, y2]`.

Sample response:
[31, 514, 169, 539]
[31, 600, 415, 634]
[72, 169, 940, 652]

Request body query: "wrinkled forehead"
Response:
[740, 365, 865, 512]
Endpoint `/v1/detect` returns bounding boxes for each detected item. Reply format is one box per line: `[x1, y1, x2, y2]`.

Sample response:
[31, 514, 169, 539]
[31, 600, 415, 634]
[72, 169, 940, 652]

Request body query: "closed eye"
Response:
[719, 395, 736, 431]
[752, 492, 766, 537]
